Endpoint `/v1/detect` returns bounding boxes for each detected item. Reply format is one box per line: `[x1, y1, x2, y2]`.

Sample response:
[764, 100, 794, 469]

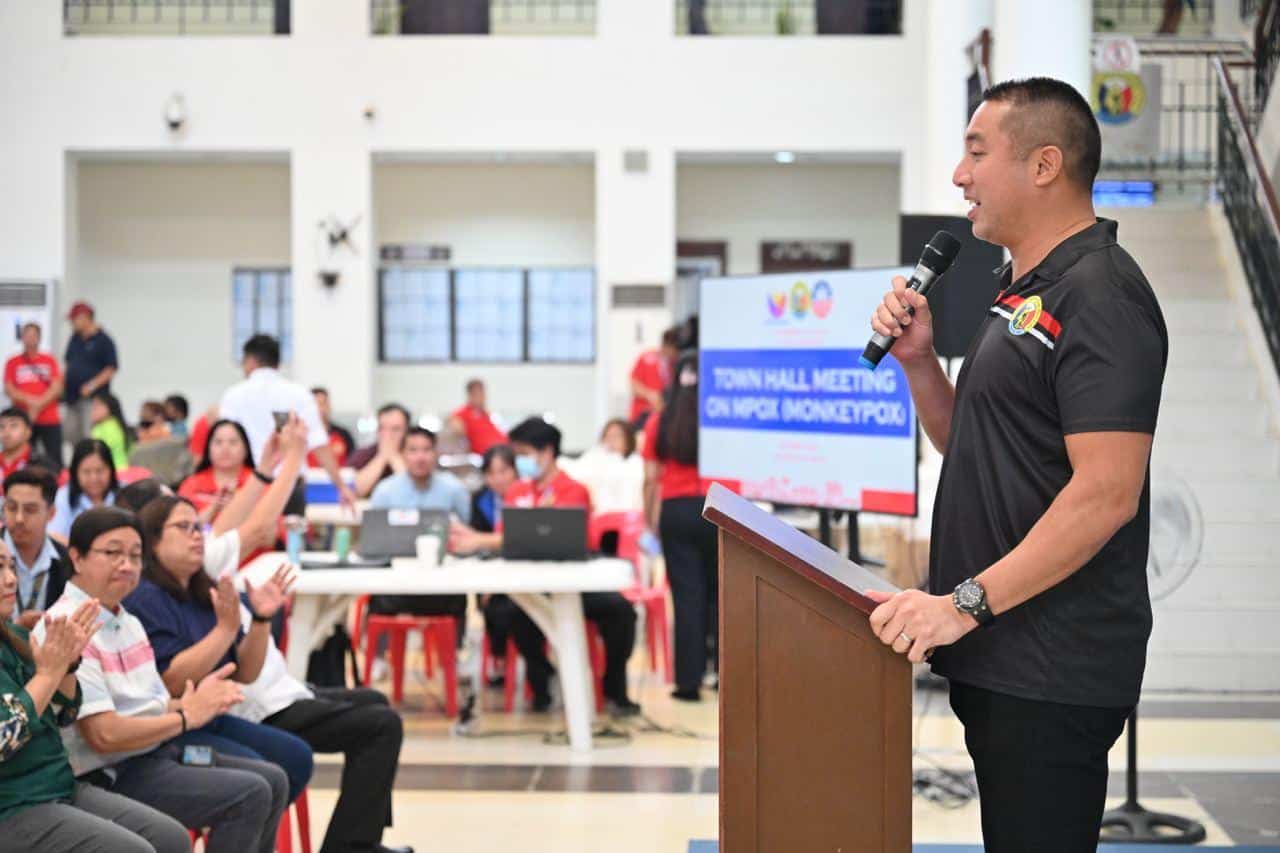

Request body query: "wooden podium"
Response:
[703, 484, 912, 853]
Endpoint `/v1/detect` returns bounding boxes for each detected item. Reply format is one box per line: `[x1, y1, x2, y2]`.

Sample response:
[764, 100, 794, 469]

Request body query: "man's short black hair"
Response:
[20, 322, 41, 337]
[403, 426, 437, 448]
[163, 394, 189, 420]
[4, 467, 57, 505]
[116, 478, 171, 514]
[377, 403, 412, 427]
[982, 77, 1101, 193]
[310, 386, 329, 397]
[508, 417, 562, 458]
[465, 379, 484, 393]
[243, 334, 281, 368]
[661, 327, 682, 349]
[0, 408, 31, 430]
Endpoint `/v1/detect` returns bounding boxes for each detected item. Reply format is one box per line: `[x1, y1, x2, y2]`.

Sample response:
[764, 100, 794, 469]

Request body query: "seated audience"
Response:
[162, 394, 189, 439]
[308, 387, 355, 468]
[49, 440, 119, 541]
[88, 390, 130, 471]
[3, 321, 64, 468]
[0, 407, 53, 479]
[350, 403, 412, 498]
[129, 401, 193, 487]
[124, 497, 314, 805]
[446, 379, 507, 455]
[179, 419, 255, 526]
[452, 418, 639, 716]
[0, 539, 191, 853]
[562, 418, 644, 514]
[628, 326, 680, 429]
[366, 427, 470, 633]
[42, 507, 287, 853]
[219, 334, 354, 509]
[471, 445, 520, 667]
[4, 468, 74, 630]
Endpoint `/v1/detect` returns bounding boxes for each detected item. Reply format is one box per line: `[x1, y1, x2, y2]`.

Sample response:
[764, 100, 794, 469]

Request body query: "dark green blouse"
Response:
[0, 626, 81, 824]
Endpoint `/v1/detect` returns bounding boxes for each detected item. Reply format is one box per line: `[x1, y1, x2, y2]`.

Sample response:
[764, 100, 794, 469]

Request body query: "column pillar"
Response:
[994, 0, 1092, 97]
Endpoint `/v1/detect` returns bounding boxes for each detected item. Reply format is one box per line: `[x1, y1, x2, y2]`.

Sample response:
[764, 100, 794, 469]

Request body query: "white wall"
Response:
[75, 160, 291, 419]
[676, 163, 903, 275]
[372, 162, 599, 449]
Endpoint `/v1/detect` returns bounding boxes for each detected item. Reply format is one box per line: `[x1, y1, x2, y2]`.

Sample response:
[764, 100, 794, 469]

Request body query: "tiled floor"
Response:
[298, 661, 1280, 851]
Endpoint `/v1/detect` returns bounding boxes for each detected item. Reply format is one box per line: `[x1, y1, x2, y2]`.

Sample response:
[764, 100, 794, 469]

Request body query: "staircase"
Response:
[1104, 205, 1280, 692]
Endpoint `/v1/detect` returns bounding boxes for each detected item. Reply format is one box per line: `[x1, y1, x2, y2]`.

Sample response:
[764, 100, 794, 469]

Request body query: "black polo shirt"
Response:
[927, 219, 1167, 708]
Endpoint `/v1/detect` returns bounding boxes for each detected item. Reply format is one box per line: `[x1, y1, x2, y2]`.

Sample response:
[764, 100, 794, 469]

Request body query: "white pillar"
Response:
[290, 147, 375, 413]
[594, 146, 676, 424]
[903, 0, 995, 215]
[994, 0, 1092, 97]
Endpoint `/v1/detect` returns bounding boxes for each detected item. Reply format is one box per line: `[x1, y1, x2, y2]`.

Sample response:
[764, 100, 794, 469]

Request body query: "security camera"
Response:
[164, 94, 187, 132]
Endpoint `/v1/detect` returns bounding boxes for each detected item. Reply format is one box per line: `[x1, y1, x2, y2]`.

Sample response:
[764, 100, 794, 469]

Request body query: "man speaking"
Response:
[865, 78, 1167, 852]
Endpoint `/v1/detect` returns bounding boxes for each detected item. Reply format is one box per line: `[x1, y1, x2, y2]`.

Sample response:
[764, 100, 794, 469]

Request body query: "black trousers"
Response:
[948, 681, 1130, 853]
[503, 592, 636, 704]
[659, 496, 719, 693]
[368, 594, 467, 649]
[32, 423, 63, 470]
[264, 687, 403, 853]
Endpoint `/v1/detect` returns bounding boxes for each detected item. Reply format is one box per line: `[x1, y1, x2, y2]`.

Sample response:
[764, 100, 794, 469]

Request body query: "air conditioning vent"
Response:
[612, 284, 666, 308]
[0, 282, 49, 308]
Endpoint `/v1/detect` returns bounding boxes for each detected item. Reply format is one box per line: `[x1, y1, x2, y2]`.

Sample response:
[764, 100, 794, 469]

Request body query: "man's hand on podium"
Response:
[865, 589, 979, 664]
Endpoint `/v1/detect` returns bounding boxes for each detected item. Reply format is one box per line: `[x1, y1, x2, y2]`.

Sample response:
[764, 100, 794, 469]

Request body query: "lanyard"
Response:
[19, 570, 47, 614]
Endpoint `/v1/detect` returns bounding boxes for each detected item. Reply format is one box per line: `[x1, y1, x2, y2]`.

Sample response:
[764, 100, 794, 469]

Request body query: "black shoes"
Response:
[605, 697, 642, 718]
[670, 688, 701, 702]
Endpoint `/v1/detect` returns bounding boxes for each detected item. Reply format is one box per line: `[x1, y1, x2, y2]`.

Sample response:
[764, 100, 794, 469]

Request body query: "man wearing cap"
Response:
[62, 301, 119, 446]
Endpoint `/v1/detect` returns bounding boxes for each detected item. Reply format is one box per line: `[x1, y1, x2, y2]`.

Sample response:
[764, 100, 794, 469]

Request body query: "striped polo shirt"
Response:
[41, 582, 172, 776]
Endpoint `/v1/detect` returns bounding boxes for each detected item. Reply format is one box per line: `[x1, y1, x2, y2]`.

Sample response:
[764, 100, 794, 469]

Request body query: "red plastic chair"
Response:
[591, 511, 673, 684]
[481, 629, 606, 713]
[190, 791, 311, 853]
[353, 595, 459, 715]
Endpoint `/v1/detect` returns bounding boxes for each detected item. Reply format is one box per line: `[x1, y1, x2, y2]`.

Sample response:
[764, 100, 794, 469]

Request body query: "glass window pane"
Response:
[528, 268, 594, 362]
[380, 267, 451, 361]
[454, 269, 524, 362]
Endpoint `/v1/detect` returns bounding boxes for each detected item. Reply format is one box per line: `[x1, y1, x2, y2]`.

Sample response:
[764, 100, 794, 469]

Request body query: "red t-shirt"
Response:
[4, 353, 61, 426]
[504, 469, 593, 513]
[628, 350, 672, 422]
[178, 466, 253, 515]
[0, 446, 33, 480]
[451, 405, 508, 455]
[643, 413, 708, 501]
[307, 427, 350, 468]
[187, 415, 212, 461]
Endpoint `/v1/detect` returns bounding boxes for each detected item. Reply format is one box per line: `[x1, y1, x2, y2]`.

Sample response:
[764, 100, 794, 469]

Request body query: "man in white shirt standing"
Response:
[219, 335, 356, 511]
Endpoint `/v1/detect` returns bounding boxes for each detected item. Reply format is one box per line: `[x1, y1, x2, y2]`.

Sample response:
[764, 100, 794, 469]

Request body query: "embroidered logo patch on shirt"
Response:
[990, 293, 1062, 351]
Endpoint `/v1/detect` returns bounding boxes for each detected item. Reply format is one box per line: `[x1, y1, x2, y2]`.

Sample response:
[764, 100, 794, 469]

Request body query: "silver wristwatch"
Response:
[953, 577, 995, 627]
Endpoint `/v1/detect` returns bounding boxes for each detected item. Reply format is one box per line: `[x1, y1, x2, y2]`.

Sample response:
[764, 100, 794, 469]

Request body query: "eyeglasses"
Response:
[166, 520, 202, 536]
[139, 419, 155, 429]
[90, 547, 144, 566]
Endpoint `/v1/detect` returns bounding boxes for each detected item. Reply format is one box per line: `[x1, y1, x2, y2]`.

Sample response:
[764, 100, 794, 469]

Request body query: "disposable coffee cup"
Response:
[416, 534, 441, 568]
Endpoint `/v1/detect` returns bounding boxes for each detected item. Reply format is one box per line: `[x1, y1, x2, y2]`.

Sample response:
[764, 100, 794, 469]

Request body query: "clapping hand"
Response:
[208, 576, 243, 635]
[179, 662, 244, 728]
[244, 564, 294, 620]
[32, 599, 101, 677]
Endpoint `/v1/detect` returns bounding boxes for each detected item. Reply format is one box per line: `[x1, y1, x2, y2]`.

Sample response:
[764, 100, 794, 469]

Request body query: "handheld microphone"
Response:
[859, 230, 963, 370]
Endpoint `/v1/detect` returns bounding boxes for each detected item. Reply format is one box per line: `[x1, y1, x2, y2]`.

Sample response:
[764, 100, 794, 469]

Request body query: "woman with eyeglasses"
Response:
[40, 506, 288, 853]
[0, 533, 192, 853]
[49, 439, 119, 541]
[178, 419, 255, 527]
[123, 495, 314, 807]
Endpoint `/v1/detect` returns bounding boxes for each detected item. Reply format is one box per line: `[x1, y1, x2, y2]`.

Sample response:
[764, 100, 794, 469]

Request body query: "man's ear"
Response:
[1032, 144, 1066, 187]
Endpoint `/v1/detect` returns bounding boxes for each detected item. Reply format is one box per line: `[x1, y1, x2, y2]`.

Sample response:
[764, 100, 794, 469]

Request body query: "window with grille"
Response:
[232, 268, 292, 363]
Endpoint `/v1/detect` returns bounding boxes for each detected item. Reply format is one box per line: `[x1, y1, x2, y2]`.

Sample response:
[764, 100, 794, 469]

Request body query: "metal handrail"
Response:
[1214, 55, 1280, 247]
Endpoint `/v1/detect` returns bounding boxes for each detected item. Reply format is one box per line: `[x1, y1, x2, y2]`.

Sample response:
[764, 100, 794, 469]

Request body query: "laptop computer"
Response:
[301, 508, 450, 568]
[501, 507, 589, 561]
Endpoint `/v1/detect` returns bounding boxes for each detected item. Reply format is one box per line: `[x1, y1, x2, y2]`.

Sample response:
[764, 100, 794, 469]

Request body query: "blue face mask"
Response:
[515, 454, 542, 479]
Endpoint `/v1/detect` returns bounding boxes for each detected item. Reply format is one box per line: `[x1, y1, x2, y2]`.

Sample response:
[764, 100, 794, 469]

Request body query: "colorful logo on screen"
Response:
[811, 280, 833, 318]
[1092, 71, 1146, 126]
[766, 291, 787, 318]
[790, 282, 811, 318]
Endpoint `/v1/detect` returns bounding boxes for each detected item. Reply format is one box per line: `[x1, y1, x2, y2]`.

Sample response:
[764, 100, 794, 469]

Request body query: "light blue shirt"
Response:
[369, 470, 471, 524]
[49, 486, 117, 541]
[3, 529, 57, 614]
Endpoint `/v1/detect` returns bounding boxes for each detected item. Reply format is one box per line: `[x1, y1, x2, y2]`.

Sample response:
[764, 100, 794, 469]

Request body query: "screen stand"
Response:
[815, 509, 883, 568]
[1099, 710, 1206, 844]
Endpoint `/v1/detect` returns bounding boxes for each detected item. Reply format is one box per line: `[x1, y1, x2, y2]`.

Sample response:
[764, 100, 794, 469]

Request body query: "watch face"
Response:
[955, 581, 983, 610]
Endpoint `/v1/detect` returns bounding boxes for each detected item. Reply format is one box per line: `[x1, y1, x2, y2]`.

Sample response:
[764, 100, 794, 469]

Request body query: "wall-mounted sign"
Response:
[379, 244, 451, 263]
[760, 240, 853, 274]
